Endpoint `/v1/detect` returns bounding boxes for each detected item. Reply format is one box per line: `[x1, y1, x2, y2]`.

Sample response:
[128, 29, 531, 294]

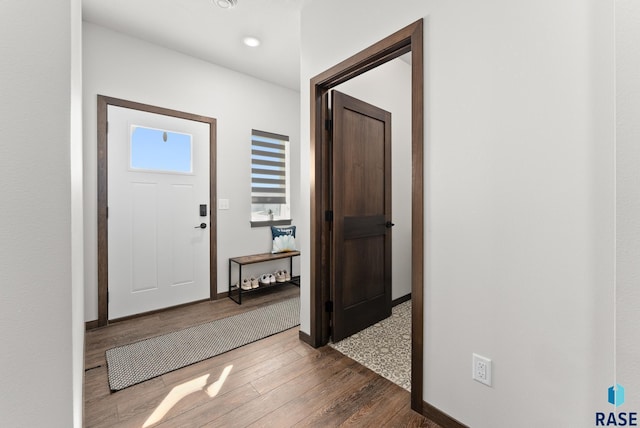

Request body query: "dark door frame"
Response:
[309, 19, 424, 411]
[96, 95, 218, 327]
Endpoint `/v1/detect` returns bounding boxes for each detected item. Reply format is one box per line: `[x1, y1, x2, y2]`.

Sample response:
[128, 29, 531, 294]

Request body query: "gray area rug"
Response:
[106, 296, 300, 391]
[330, 300, 411, 391]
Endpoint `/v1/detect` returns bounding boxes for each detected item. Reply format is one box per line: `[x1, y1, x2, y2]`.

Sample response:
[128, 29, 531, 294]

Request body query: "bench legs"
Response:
[228, 254, 299, 305]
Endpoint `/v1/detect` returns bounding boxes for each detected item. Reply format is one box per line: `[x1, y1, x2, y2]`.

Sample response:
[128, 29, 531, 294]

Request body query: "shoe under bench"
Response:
[228, 250, 300, 304]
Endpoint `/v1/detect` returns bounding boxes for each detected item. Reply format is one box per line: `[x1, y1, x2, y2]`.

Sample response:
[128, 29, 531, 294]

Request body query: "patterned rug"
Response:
[106, 296, 300, 391]
[329, 300, 411, 391]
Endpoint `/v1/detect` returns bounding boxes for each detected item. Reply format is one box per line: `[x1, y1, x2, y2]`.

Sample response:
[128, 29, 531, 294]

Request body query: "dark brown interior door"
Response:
[331, 90, 392, 342]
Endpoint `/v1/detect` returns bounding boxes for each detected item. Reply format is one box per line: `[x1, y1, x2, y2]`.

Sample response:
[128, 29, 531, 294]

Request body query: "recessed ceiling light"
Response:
[212, 0, 238, 9]
[243, 36, 261, 47]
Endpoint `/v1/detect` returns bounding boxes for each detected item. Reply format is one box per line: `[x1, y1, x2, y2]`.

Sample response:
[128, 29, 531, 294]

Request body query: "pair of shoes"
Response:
[259, 273, 276, 286]
[274, 271, 286, 283]
[241, 277, 259, 290]
[275, 270, 292, 282]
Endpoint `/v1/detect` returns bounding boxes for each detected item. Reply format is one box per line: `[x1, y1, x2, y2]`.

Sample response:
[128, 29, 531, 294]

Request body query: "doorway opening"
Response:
[97, 96, 218, 327]
[309, 19, 424, 411]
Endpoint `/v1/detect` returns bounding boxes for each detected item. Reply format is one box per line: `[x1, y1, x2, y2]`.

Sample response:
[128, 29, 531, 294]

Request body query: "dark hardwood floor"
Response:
[84, 285, 438, 427]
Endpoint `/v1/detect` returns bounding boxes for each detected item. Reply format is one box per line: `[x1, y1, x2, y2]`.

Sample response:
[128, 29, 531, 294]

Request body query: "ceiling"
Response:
[82, 0, 304, 91]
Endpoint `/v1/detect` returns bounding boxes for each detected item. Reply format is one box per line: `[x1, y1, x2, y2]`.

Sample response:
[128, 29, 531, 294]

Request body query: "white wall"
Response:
[0, 0, 83, 426]
[70, 0, 84, 425]
[617, 0, 640, 410]
[82, 23, 300, 321]
[335, 58, 412, 300]
[300, 1, 614, 426]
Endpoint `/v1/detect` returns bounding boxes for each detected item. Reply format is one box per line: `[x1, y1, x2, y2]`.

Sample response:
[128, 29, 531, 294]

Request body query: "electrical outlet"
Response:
[472, 353, 492, 386]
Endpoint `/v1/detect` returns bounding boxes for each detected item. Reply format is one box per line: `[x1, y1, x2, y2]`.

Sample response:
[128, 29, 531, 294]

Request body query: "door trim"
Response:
[97, 95, 218, 327]
[309, 19, 424, 411]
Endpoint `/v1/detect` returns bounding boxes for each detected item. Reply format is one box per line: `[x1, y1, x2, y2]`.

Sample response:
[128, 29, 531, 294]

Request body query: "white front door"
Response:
[107, 105, 211, 320]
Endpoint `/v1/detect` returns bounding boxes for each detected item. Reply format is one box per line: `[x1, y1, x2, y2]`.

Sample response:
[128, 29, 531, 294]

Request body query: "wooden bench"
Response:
[228, 251, 300, 304]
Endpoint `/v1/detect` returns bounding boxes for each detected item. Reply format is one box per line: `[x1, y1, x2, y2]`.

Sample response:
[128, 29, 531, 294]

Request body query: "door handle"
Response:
[385, 221, 395, 228]
[194, 223, 207, 229]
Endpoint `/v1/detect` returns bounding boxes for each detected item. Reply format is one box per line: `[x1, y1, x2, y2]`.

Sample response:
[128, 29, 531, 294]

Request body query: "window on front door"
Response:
[130, 125, 193, 174]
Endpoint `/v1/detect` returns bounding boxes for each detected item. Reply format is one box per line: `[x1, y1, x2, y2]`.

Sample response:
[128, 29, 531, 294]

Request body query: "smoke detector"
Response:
[212, 0, 238, 9]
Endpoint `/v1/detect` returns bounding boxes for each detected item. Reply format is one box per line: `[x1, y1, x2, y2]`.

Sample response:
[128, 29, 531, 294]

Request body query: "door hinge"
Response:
[106, 121, 109, 134]
[106, 206, 109, 219]
[325, 119, 332, 132]
[107, 291, 110, 303]
[325, 301, 334, 313]
[325, 210, 333, 222]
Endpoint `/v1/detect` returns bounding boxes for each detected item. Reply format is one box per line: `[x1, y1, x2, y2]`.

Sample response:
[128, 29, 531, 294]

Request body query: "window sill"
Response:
[250, 219, 292, 228]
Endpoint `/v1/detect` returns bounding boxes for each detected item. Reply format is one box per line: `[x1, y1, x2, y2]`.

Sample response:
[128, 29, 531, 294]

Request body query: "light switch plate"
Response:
[218, 199, 230, 210]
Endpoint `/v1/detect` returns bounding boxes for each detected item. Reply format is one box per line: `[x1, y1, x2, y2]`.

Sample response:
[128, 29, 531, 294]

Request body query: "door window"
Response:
[130, 125, 192, 173]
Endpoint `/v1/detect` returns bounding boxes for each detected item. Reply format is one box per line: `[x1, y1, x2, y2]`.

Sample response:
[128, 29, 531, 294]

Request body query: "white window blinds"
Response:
[251, 129, 289, 205]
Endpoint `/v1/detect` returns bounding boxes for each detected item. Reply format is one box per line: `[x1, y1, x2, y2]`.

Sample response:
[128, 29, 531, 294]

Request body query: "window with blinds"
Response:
[251, 129, 291, 225]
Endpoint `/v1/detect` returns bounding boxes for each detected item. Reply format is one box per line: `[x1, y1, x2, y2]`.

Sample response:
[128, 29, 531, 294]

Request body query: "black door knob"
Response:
[385, 221, 395, 228]
[194, 223, 207, 229]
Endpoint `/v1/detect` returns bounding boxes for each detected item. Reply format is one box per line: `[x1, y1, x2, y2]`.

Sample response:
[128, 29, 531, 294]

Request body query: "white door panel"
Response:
[131, 181, 158, 293]
[169, 184, 195, 286]
[108, 105, 210, 319]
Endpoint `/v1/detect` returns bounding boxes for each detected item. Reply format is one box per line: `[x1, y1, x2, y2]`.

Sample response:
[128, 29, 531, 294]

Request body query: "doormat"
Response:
[106, 296, 300, 391]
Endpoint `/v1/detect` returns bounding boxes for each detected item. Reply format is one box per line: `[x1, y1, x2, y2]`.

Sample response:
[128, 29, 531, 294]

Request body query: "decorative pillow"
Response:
[271, 226, 296, 253]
